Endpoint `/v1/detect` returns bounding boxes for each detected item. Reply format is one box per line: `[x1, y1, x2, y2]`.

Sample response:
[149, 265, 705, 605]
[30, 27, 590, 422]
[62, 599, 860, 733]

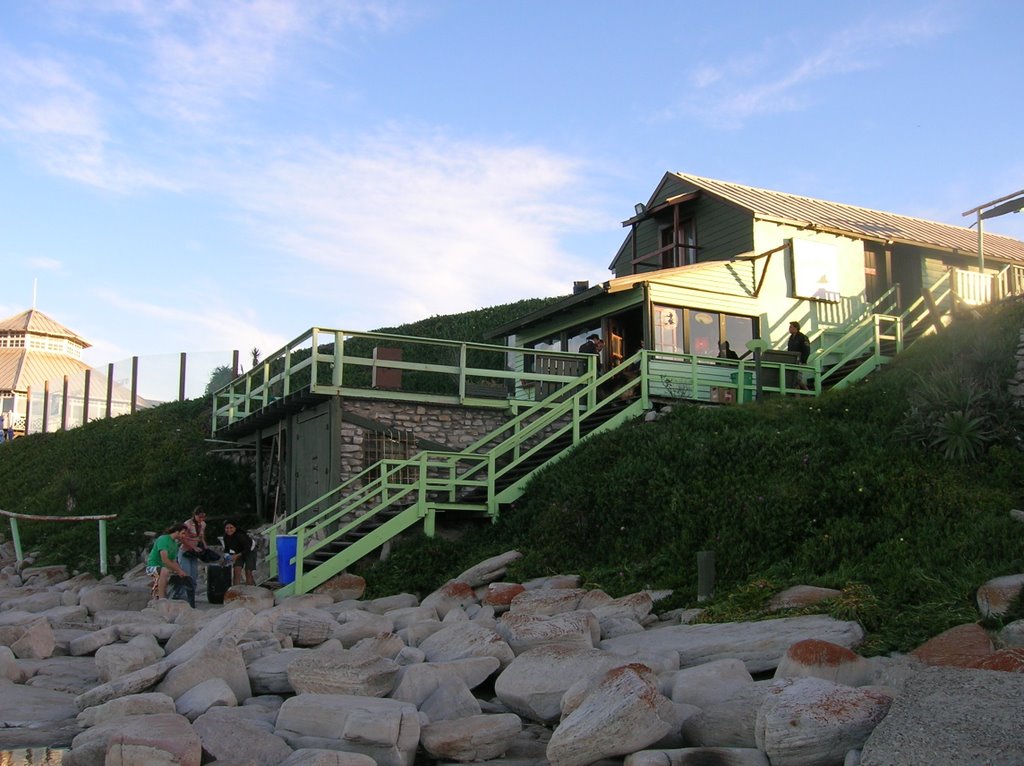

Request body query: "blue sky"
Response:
[1, 0, 1022, 370]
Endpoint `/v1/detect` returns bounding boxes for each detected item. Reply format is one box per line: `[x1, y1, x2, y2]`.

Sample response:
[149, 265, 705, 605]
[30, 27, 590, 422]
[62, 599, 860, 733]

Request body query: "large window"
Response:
[653, 305, 758, 357]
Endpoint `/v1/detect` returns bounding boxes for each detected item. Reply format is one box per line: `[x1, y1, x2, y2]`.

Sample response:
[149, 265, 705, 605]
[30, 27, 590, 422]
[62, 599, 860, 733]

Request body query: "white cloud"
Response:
[216, 128, 604, 328]
[680, 10, 952, 129]
[27, 256, 64, 271]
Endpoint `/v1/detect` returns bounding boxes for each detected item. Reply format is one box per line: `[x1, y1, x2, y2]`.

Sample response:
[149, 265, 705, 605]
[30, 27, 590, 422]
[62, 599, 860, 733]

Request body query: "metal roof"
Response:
[0, 309, 90, 347]
[674, 173, 1024, 263]
[0, 347, 91, 393]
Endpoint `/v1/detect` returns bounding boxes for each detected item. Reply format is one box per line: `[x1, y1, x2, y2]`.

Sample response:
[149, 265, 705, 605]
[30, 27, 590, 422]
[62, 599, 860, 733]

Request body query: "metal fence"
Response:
[20, 349, 239, 436]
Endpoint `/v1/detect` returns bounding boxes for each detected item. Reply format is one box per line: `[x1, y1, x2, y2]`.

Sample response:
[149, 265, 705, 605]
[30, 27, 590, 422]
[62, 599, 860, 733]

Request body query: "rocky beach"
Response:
[1, 546, 1023, 766]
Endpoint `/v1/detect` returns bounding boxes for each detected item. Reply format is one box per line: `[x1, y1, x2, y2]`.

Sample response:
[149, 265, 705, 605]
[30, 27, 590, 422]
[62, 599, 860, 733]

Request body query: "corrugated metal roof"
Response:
[676, 173, 1024, 264]
[0, 347, 91, 393]
[0, 309, 90, 347]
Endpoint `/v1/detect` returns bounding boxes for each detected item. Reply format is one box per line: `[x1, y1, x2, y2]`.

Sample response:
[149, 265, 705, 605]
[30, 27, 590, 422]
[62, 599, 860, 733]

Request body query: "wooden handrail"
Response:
[0, 508, 117, 575]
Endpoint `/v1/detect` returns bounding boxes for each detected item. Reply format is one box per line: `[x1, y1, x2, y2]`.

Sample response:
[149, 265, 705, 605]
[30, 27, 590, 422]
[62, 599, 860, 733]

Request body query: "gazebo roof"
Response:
[0, 309, 90, 348]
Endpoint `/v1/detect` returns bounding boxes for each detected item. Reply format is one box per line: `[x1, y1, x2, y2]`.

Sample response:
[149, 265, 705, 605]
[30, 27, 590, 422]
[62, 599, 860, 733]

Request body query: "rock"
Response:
[74, 658, 174, 711]
[911, 623, 994, 668]
[755, 677, 892, 766]
[495, 610, 601, 654]
[421, 713, 522, 761]
[248, 648, 305, 695]
[976, 574, 1024, 618]
[275, 592, 336, 610]
[420, 675, 482, 721]
[0, 644, 27, 682]
[69, 625, 120, 656]
[422, 580, 479, 618]
[349, 632, 405, 659]
[9, 616, 56, 659]
[1, 590, 64, 613]
[223, 584, 276, 612]
[775, 639, 873, 686]
[175, 676, 237, 720]
[157, 635, 252, 702]
[626, 748, 770, 766]
[680, 680, 771, 748]
[313, 573, 367, 602]
[455, 551, 523, 588]
[281, 749, 377, 766]
[859, 666, 1024, 765]
[77, 692, 177, 727]
[509, 588, 587, 616]
[276, 609, 340, 646]
[78, 584, 152, 614]
[334, 609, 396, 645]
[23, 655, 99, 694]
[418, 621, 515, 668]
[275, 693, 421, 766]
[768, 585, 842, 612]
[581, 590, 654, 622]
[482, 582, 526, 612]
[382, 605, 439, 630]
[391, 656, 501, 707]
[494, 644, 631, 723]
[999, 619, 1024, 648]
[669, 657, 753, 704]
[601, 614, 865, 673]
[96, 634, 164, 683]
[67, 712, 201, 766]
[164, 607, 255, 665]
[287, 647, 399, 696]
[968, 647, 1024, 672]
[546, 664, 676, 766]
[194, 705, 296, 765]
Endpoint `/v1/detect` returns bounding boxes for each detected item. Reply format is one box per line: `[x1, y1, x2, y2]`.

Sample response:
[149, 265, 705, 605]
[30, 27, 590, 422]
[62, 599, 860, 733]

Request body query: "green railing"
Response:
[0, 509, 116, 575]
[265, 348, 845, 594]
[211, 328, 596, 435]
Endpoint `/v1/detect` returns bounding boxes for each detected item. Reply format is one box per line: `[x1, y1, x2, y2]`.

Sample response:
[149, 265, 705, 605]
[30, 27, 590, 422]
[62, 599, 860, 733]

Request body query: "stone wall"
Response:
[338, 399, 509, 482]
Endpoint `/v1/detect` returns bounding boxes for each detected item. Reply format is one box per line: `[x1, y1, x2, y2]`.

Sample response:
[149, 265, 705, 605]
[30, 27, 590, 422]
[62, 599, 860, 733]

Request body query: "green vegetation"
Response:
[2, 298, 1023, 654]
[0, 399, 256, 573]
[362, 300, 1024, 653]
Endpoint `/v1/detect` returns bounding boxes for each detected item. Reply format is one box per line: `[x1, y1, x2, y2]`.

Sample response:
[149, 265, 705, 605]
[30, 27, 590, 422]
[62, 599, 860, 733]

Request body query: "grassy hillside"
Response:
[362, 299, 1024, 653]
[2, 296, 1022, 653]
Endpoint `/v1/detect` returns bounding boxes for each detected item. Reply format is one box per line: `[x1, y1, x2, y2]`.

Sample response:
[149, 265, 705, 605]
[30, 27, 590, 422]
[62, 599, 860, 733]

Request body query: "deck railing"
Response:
[0, 509, 116, 575]
[212, 328, 595, 435]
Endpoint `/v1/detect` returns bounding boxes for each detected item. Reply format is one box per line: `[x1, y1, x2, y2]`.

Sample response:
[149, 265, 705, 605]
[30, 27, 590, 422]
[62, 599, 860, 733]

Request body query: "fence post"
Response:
[24, 386, 32, 436]
[61, 375, 70, 431]
[42, 381, 50, 433]
[106, 363, 114, 418]
[697, 550, 715, 602]
[98, 519, 109, 575]
[178, 352, 187, 401]
[83, 369, 91, 424]
[9, 518, 22, 564]
[130, 356, 139, 414]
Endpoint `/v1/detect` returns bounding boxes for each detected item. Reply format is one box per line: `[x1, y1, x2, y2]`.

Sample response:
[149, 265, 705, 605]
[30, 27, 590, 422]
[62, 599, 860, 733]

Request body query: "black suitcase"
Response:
[206, 564, 233, 604]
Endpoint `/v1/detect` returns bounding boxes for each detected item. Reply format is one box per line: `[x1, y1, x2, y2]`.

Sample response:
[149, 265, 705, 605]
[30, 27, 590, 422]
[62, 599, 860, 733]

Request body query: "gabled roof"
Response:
[0, 309, 90, 347]
[669, 172, 1024, 264]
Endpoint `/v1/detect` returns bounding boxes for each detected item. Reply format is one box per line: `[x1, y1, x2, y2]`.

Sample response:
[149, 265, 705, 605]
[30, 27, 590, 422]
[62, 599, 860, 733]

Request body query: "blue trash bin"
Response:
[276, 535, 297, 585]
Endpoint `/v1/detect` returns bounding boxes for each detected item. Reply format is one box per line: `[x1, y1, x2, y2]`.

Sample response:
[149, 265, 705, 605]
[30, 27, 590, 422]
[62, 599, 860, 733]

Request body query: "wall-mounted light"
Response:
[634, 203, 646, 216]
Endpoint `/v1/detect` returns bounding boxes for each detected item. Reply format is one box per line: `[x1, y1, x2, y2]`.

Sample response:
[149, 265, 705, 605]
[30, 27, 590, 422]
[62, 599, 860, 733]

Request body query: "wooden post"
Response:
[697, 550, 715, 602]
[130, 356, 139, 414]
[98, 519, 108, 575]
[42, 380, 50, 433]
[83, 369, 91, 424]
[178, 352, 187, 401]
[61, 375, 69, 431]
[24, 386, 32, 436]
[106, 363, 115, 418]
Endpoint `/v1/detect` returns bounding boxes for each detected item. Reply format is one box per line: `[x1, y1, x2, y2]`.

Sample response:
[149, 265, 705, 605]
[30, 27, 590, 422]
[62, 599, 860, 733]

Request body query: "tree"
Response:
[204, 364, 235, 397]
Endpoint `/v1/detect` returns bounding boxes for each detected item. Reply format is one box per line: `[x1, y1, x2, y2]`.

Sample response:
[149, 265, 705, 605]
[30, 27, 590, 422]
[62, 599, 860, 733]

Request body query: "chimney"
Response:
[573, 280, 589, 295]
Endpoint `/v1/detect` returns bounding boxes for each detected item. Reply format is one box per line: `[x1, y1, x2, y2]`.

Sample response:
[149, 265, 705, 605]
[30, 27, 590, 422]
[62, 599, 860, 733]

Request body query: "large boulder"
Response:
[546, 664, 676, 766]
[420, 713, 522, 762]
[755, 676, 892, 766]
[276, 693, 421, 766]
[601, 614, 864, 673]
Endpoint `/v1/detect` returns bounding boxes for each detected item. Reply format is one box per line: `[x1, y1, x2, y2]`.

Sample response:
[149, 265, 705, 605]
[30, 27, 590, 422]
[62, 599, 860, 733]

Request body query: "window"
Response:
[653, 305, 759, 356]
